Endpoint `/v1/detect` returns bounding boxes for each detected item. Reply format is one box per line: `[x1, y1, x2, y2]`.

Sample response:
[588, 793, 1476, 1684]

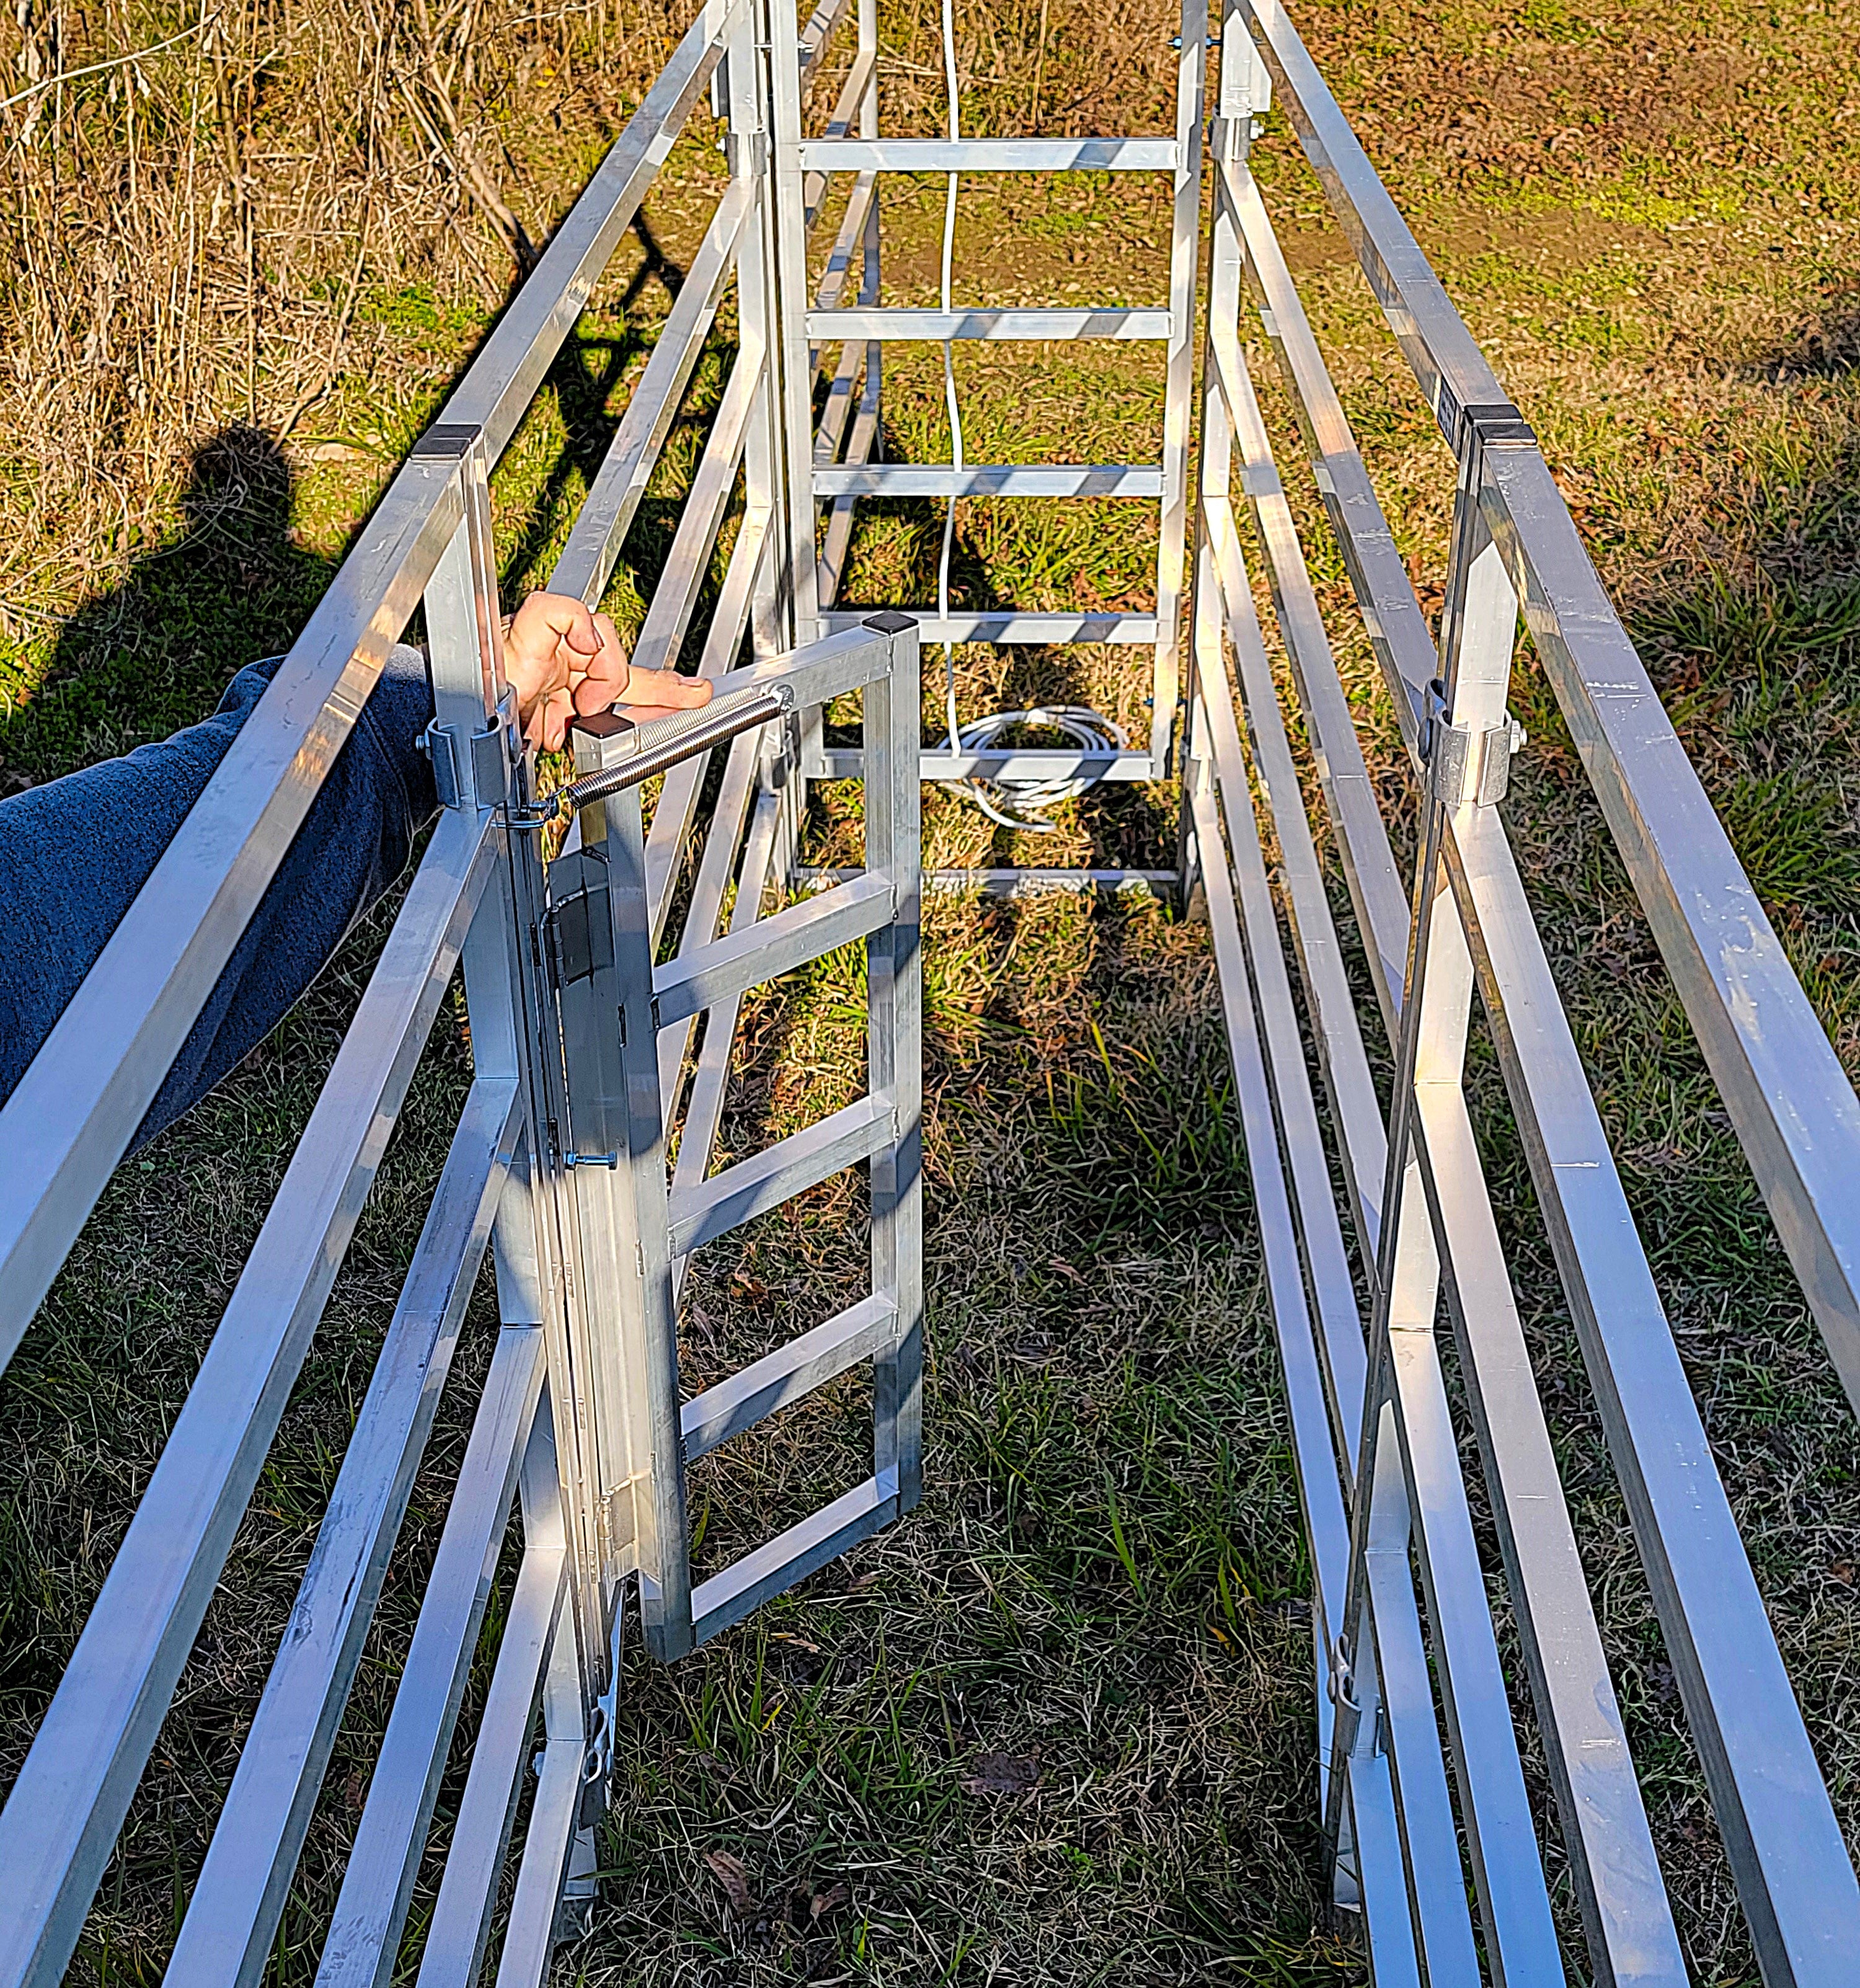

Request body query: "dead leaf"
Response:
[810, 1880, 851, 1921]
[704, 1848, 756, 1915]
[964, 1750, 1041, 1795]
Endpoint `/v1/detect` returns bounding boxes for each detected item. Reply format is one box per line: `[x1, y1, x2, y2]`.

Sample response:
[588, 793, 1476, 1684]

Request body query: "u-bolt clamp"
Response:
[507, 681, 797, 831]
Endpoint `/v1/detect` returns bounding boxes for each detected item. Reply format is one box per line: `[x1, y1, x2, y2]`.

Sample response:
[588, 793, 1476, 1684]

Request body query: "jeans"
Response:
[0, 645, 438, 1150]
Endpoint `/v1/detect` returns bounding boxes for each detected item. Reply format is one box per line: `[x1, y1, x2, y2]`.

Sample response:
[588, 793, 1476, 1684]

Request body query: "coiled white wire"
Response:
[934, 0, 1123, 835]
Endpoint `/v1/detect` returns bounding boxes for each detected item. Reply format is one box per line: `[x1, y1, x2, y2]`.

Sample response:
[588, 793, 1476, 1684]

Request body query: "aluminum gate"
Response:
[3, 0, 1860, 1979]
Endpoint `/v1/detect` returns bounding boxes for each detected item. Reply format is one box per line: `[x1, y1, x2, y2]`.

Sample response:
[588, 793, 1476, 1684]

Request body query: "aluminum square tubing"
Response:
[1202, 464, 1684, 1980]
[1444, 797, 1860, 1986]
[813, 464, 1163, 497]
[1244, 0, 1860, 1433]
[1480, 440, 1860, 1421]
[570, 716, 693, 1661]
[639, 503, 776, 946]
[1234, 0, 1500, 465]
[1190, 547, 1482, 1985]
[414, 1544, 569, 1988]
[691, 1468, 901, 1644]
[713, 618, 898, 709]
[807, 308, 1172, 339]
[1149, 0, 1208, 769]
[314, 1323, 549, 1988]
[820, 610, 1159, 645]
[862, 615, 924, 1513]
[797, 138, 1180, 172]
[168, 1078, 522, 1988]
[652, 872, 896, 1029]
[682, 1295, 901, 1460]
[668, 1093, 898, 1258]
[768, 0, 825, 647]
[1183, 755, 1422, 1988]
[549, 176, 755, 610]
[670, 788, 784, 1261]
[443, 0, 746, 463]
[0, 804, 502, 1988]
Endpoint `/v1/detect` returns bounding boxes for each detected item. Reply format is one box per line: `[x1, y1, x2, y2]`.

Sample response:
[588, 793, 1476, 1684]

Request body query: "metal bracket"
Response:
[1327, 1634, 1360, 1714]
[1208, 114, 1248, 163]
[1430, 711, 1527, 807]
[421, 688, 515, 810]
[1419, 673, 1526, 805]
[725, 127, 768, 178]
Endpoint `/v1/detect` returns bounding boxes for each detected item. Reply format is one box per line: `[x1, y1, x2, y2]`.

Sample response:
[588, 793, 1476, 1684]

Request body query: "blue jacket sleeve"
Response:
[0, 643, 438, 1151]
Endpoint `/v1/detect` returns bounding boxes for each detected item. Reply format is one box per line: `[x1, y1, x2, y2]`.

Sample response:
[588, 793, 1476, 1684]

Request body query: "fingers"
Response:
[500, 591, 709, 750]
[616, 665, 714, 711]
[569, 611, 633, 714]
[524, 685, 575, 753]
[511, 591, 601, 657]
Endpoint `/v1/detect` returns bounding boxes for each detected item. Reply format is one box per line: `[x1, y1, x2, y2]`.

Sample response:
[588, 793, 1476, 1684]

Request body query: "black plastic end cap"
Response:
[862, 610, 916, 636]
[572, 709, 636, 739]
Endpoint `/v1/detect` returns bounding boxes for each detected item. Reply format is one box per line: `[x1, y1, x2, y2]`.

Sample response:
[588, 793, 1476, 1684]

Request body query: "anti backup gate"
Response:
[5, 0, 1860, 1977]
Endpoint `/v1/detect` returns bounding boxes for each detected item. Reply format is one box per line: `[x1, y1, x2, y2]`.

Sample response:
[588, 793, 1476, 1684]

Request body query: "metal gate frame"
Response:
[3, 0, 1860, 1977]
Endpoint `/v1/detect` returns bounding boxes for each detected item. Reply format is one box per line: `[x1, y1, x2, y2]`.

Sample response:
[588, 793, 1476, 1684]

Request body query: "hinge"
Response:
[1207, 113, 1247, 163]
[548, 881, 614, 986]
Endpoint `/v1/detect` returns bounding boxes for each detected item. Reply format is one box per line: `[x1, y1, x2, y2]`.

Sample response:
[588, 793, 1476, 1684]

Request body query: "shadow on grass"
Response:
[0, 208, 703, 794]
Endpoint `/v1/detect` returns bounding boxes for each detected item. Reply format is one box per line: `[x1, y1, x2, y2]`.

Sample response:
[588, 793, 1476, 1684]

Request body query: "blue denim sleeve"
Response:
[0, 642, 437, 1150]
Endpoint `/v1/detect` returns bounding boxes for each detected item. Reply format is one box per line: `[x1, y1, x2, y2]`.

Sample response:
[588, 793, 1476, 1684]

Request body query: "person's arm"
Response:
[0, 593, 709, 1151]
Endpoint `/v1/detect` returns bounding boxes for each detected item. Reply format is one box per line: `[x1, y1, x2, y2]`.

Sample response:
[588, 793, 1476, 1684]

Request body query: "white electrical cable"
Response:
[936, 0, 964, 761]
[933, 0, 1124, 835]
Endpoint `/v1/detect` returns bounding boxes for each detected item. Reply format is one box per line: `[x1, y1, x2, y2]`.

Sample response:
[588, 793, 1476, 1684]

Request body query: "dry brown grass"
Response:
[0, 0, 678, 686]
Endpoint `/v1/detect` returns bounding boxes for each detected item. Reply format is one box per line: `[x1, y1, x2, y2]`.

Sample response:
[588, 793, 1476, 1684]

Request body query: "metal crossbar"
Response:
[3, 0, 1860, 1974]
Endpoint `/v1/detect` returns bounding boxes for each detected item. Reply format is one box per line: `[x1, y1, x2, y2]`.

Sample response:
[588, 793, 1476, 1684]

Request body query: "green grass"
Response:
[5, 0, 1860, 1980]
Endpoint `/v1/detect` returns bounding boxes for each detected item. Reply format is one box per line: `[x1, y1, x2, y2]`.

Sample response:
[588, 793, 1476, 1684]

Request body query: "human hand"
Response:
[501, 591, 712, 750]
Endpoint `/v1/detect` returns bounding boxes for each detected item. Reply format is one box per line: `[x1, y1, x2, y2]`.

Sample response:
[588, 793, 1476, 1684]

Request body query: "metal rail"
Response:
[2, 0, 1858, 1975]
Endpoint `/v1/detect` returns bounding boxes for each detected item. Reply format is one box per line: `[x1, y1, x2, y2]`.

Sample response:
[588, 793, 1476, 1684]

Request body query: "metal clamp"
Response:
[422, 688, 515, 810]
[1208, 114, 1249, 163]
[1420, 675, 1526, 806]
[1327, 1634, 1361, 1713]
[724, 128, 767, 178]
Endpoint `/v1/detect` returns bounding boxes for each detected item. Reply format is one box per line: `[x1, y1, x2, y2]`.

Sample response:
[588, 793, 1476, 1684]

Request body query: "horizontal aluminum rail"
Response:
[797, 136, 1179, 171]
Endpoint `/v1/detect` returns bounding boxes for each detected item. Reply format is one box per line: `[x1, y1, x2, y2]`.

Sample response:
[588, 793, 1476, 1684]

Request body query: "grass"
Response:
[3, 0, 1860, 1981]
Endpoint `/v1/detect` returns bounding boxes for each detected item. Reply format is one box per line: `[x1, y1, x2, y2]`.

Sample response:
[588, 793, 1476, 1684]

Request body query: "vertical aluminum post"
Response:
[568, 713, 696, 1662]
[1150, 0, 1208, 769]
[863, 613, 924, 1512]
[419, 424, 603, 1726]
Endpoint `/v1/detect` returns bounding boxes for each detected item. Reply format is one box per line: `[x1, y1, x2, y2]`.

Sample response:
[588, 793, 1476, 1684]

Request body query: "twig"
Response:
[0, 13, 219, 120]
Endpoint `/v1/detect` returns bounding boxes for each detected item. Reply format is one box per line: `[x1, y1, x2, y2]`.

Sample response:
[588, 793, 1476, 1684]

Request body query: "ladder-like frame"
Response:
[775, 0, 1210, 867]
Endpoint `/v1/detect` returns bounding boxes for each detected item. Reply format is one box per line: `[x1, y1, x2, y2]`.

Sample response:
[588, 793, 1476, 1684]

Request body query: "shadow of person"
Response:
[4, 424, 337, 786]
